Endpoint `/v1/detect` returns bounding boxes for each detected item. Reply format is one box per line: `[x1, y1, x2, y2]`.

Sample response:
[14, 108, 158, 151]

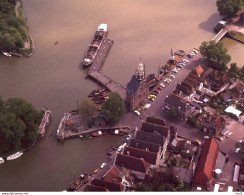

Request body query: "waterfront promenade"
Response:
[87, 39, 126, 102]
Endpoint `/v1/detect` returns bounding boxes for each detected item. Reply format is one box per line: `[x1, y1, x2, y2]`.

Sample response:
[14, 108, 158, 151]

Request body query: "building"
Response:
[203, 115, 226, 137]
[192, 138, 219, 191]
[163, 93, 193, 121]
[85, 179, 124, 192]
[126, 61, 149, 111]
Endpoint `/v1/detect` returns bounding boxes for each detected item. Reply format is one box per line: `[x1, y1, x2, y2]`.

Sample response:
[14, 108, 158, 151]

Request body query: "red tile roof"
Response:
[194, 65, 204, 76]
[192, 138, 219, 190]
[103, 165, 123, 183]
[115, 153, 149, 173]
[123, 146, 157, 165]
[91, 179, 124, 191]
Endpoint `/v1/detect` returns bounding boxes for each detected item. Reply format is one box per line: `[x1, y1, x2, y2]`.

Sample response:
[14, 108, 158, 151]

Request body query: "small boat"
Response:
[7, 151, 23, 161]
[67, 173, 88, 191]
[0, 157, 4, 164]
[91, 130, 107, 137]
[54, 40, 59, 45]
[109, 129, 124, 136]
[49, 131, 53, 136]
[2, 52, 11, 57]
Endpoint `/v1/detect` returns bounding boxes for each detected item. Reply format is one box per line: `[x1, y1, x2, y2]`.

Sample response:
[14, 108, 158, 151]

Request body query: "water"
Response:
[0, 0, 243, 191]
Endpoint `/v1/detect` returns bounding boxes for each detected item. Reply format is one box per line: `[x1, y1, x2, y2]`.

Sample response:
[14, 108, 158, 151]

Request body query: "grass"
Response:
[229, 31, 244, 42]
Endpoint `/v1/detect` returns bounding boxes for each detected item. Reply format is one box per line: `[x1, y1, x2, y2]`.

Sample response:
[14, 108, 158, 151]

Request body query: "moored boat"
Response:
[0, 157, 4, 164]
[67, 173, 88, 191]
[2, 52, 12, 57]
[82, 24, 108, 67]
[91, 130, 107, 137]
[6, 151, 23, 161]
[109, 129, 124, 136]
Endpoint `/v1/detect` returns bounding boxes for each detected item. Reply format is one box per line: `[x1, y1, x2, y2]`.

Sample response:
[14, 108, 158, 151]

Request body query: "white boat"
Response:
[98, 23, 108, 32]
[0, 157, 4, 164]
[2, 52, 12, 57]
[7, 151, 23, 160]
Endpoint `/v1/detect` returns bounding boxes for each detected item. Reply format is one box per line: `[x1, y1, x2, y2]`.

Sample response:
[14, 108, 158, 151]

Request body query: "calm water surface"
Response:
[0, 0, 243, 191]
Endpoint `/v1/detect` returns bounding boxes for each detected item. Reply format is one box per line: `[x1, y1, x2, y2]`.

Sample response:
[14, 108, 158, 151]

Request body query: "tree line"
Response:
[0, 97, 44, 155]
[0, 0, 29, 52]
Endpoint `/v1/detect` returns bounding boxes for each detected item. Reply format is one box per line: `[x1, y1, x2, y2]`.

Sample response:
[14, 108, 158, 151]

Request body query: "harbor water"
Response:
[0, 0, 243, 191]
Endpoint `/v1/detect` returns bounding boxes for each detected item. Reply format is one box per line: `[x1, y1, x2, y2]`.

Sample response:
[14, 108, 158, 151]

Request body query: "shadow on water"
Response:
[198, 12, 221, 33]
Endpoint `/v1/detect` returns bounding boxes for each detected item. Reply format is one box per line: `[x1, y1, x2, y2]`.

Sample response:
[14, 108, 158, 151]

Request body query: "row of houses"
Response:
[84, 116, 177, 191]
[163, 64, 244, 136]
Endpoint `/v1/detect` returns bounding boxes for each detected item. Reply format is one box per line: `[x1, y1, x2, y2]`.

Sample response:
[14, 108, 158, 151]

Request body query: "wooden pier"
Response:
[56, 112, 71, 141]
[87, 39, 126, 102]
[37, 109, 52, 138]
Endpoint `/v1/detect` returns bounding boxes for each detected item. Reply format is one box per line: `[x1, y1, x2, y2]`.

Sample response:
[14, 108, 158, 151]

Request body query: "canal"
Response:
[0, 0, 243, 191]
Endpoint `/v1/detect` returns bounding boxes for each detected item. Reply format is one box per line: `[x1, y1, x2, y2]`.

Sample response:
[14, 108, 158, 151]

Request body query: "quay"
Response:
[87, 39, 126, 102]
[37, 109, 52, 138]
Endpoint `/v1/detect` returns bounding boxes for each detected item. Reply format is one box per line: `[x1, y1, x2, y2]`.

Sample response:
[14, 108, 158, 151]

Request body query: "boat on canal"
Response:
[91, 130, 107, 137]
[82, 24, 108, 67]
[67, 173, 88, 191]
[0, 157, 4, 164]
[6, 151, 23, 161]
[2, 52, 12, 57]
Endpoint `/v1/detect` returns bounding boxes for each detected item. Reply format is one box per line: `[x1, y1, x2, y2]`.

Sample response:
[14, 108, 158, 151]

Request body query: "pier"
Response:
[37, 109, 52, 138]
[87, 39, 126, 102]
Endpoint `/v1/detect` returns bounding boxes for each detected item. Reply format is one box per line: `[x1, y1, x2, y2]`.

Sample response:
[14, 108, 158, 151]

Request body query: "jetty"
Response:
[87, 39, 126, 101]
[38, 109, 52, 138]
[56, 112, 71, 141]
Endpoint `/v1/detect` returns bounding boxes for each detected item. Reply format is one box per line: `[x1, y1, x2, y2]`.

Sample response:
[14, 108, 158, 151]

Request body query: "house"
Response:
[85, 178, 125, 191]
[146, 116, 165, 126]
[126, 61, 149, 111]
[202, 115, 226, 137]
[102, 165, 133, 188]
[205, 70, 231, 92]
[163, 93, 194, 121]
[135, 130, 168, 160]
[192, 138, 219, 191]
[228, 82, 244, 99]
[123, 146, 159, 169]
[115, 153, 150, 180]
[128, 138, 160, 154]
[171, 137, 199, 157]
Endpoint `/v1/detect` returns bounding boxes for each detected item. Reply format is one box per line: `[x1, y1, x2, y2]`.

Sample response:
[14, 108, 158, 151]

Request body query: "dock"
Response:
[87, 39, 126, 102]
[56, 112, 71, 141]
[37, 109, 52, 138]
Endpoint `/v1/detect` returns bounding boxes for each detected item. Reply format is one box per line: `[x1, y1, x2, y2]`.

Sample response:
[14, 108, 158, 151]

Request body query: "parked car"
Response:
[150, 94, 157, 99]
[204, 136, 209, 139]
[94, 169, 98, 174]
[172, 68, 178, 73]
[153, 89, 160, 94]
[226, 132, 233, 138]
[235, 148, 240, 153]
[100, 163, 106, 169]
[134, 110, 140, 116]
[176, 64, 184, 68]
[216, 136, 224, 141]
[183, 59, 189, 63]
[159, 83, 165, 88]
[194, 139, 201, 145]
[149, 97, 155, 101]
[157, 86, 163, 90]
[126, 135, 131, 140]
[144, 103, 151, 110]
[170, 75, 175, 79]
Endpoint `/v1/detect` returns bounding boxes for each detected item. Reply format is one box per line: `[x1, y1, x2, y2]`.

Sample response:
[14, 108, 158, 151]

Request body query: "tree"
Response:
[101, 91, 125, 123]
[217, 0, 244, 17]
[159, 183, 176, 191]
[187, 116, 197, 126]
[0, 97, 43, 154]
[199, 40, 231, 71]
[79, 97, 97, 126]
[227, 62, 239, 79]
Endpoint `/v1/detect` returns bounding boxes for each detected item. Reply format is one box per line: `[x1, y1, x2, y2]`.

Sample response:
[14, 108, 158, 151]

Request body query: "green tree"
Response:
[79, 97, 97, 126]
[199, 40, 231, 71]
[101, 92, 125, 123]
[227, 62, 239, 79]
[159, 183, 176, 191]
[4, 97, 43, 148]
[187, 116, 197, 126]
[171, 157, 178, 166]
[217, 0, 244, 17]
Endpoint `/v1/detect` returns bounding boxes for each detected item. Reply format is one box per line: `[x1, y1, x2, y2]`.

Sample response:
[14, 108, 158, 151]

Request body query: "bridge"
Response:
[212, 27, 228, 42]
[87, 39, 126, 101]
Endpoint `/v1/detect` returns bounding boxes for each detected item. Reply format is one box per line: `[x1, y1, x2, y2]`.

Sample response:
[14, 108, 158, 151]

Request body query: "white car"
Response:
[235, 148, 240, 153]
[144, 103, 151, 110]
[183, 59, 189, 63]
[172, 69, 178, 73]
[204, 136, 209, 139]
[177, 64, 184, 68]
[170, 75, 175, 79]
[100, 163, 106, 169]
[226, 132, 233, 138]
[134, 110, 140, 116]
[126, 135, 131, 140]
[159, 83, 165, 88]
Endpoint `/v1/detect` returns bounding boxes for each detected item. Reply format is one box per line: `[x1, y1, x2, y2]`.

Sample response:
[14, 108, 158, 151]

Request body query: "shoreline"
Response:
[15, 0, 35, 57]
